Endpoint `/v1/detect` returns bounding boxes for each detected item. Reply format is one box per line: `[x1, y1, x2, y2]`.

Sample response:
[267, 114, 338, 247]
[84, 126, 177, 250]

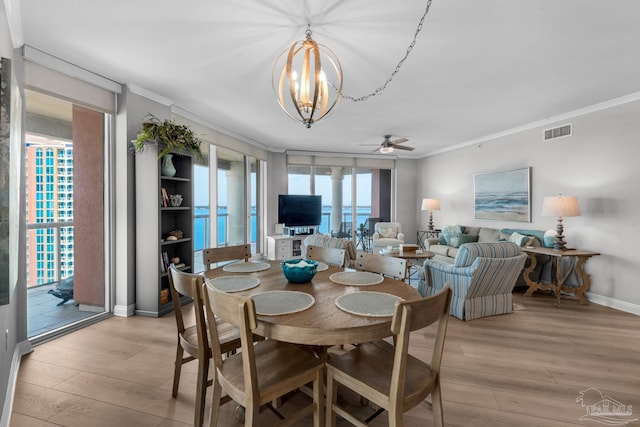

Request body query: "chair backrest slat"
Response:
[390, 286, 452, 402]
[203, 282, 259, 397]
[203, 244, 251, 271]
[168, 266, 208, 357]
[355, 252, 407, 280]
[306, 245, 347, 267]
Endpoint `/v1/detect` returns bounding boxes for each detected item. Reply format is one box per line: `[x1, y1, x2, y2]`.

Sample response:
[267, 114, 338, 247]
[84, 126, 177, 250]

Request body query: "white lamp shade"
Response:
[541, 195, 581, 217]
[421, 198, 440, 211]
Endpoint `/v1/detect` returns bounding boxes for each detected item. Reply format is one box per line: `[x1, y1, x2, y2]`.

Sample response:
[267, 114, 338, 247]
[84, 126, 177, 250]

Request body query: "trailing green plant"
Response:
[132, 114, 204, 160]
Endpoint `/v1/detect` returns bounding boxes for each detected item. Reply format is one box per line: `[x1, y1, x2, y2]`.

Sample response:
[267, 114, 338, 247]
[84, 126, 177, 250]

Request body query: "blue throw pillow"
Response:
[440, 225, 464, 246]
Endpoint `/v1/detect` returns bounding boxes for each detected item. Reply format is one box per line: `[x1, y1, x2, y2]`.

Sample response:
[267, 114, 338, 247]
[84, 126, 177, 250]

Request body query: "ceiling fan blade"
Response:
[392, 144, 414, 151]
[391, 138, 408, 145]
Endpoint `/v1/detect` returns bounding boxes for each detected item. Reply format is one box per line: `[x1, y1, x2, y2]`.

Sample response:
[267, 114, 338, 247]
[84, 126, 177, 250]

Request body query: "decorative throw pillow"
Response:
[440, 225, 463, 246]
[379, 226, 397, 238]
[438, 234, 447, 245]
[455, 233, 479, 247]
[527, 236, 541, 247]
[508, 231, 531, 247]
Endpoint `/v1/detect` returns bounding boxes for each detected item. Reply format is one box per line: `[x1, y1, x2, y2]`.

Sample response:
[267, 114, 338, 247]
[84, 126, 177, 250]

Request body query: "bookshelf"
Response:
[135, 147, 193, 317]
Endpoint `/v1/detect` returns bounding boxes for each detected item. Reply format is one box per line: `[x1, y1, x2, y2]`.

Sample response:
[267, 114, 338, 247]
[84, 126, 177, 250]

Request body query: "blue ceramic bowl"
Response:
[280, 259, 318, 283]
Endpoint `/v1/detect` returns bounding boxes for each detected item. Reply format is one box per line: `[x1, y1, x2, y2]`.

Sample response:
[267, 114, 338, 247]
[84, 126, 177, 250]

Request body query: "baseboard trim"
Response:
[113, 304, 135, 317]
[1, 340, 33, 427]
[588, 292, 640, 316]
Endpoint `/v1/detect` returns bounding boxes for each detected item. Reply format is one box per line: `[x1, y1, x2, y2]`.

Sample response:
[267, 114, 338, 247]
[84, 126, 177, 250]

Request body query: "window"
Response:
[286, 154, 394, 248]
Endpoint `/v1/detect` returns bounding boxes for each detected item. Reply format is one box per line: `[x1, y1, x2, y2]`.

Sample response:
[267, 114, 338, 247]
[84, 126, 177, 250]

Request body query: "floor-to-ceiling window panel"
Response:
[249, 157, 259, 254]
[217, 147, 248, 247]
[286, 155, 395, 250]
[287, 165, 311, 196]
[193, 143, 210, 273]
[25, 89, 109, 339]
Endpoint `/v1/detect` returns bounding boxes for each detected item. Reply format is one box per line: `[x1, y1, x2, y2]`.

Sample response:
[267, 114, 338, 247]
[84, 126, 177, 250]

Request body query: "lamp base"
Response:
[427, 211, 434, 231]
[554, 217, 567, 251]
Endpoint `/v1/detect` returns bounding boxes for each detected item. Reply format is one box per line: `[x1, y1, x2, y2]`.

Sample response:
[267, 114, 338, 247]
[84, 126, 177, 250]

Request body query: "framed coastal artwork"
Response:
[474, 167, 531, 222]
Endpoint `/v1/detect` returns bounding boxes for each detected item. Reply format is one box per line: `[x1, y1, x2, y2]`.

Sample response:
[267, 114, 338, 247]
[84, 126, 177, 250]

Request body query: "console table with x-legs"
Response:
[521, 246, 600, 305]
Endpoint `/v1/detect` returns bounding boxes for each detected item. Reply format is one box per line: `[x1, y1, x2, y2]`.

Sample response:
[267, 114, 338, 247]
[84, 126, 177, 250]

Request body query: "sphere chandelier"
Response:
[272, 27, 343, 129]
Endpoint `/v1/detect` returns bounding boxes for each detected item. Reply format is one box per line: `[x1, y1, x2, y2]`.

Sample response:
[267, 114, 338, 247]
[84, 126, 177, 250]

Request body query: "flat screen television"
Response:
[278, 195, 322, 227]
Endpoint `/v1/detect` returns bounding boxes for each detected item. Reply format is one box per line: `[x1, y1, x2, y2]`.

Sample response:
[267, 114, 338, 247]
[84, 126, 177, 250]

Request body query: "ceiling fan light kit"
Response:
[380, 146, 394, 154]
[374, 134, 415, 154]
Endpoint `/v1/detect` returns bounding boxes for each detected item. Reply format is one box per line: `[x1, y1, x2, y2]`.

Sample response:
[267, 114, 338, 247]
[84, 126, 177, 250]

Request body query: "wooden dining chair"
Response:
[355, 252, 407, 280]
[306, 245, 347, 267]
[326, 285, 452, 427]
[203, 244, 251, 271]
[168, 266, 241, 426]
[202, 283, 325, 427]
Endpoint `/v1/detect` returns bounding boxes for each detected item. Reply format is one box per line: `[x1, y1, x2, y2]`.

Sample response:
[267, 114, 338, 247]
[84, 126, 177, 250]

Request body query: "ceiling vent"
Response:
[544, 123, 572, 141]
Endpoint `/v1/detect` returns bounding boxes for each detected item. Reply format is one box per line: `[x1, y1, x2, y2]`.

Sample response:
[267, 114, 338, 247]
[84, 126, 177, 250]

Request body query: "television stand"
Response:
[285, 226, 317, 236]
[266, 235, 304, 260]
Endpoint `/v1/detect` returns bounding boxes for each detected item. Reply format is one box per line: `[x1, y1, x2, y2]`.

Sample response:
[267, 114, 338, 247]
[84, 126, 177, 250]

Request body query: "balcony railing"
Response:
[194, 207, 371, 249]
[26, 221, 74, 288]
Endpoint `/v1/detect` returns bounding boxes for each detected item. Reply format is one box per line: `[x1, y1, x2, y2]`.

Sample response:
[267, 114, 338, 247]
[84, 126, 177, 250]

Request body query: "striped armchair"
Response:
[418, 242, 526, 320]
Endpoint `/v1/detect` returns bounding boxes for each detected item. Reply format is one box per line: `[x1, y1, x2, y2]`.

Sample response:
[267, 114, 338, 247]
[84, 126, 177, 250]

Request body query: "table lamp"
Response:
[541, 195, 581, 250]
[421, 198, 441, 231]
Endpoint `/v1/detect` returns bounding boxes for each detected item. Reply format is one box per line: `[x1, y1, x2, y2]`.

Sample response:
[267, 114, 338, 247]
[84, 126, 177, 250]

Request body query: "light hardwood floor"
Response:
[11, 289, 640, 427]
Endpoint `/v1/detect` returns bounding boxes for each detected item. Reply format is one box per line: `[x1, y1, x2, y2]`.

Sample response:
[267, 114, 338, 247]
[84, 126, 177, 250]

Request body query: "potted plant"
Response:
[132, 114, 204, 160]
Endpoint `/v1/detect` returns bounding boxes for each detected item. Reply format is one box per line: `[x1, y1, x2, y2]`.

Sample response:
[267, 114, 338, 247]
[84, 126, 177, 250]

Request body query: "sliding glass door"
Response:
[25, 89, 108, 339]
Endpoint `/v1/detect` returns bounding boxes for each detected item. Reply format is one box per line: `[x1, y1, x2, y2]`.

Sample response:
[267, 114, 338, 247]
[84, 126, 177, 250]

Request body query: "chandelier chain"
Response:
[330, 0, 433, 102]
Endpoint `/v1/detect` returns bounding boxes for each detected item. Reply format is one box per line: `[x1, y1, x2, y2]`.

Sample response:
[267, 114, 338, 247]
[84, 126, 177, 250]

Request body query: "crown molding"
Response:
[423, 91, 640, 158]
[126, 83, 172, 106]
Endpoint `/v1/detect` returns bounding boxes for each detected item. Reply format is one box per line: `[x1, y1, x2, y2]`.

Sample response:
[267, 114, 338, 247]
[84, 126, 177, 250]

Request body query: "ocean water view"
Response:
[194, 205, 372, 250]
[474, 191, 529, 221]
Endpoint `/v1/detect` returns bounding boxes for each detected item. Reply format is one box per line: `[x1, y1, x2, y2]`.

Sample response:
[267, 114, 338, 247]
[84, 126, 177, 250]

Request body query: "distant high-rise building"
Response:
[25, 138, 74, 287]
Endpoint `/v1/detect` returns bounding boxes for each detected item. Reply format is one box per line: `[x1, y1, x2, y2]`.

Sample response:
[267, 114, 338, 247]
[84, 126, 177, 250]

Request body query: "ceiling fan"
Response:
[372, 135, 415, 154]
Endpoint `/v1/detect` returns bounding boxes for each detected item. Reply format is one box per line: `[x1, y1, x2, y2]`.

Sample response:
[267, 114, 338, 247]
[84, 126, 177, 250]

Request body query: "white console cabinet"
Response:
[266, 235, 304, 260]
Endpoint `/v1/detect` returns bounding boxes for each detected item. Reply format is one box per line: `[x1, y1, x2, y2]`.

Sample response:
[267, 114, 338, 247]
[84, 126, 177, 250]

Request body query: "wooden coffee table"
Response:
[381, 250, 434, 285]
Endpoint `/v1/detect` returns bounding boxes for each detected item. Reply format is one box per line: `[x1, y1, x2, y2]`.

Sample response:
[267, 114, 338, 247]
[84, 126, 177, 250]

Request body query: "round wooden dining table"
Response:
[203, 260, 421, 346]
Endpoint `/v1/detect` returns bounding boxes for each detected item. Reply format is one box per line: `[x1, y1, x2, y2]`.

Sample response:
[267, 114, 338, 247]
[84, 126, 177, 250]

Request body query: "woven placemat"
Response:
[316, 262, 329, 272]
[252, 290, 315, 316]
[329, 271, 384, 286]
[335, 291, 403, 317]
[206, 276, 260, 293]
[222, 261, 271, 273]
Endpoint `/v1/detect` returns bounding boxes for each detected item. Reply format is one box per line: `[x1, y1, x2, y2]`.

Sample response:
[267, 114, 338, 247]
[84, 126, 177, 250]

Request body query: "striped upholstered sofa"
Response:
[302, 234, 358, 267]
[418, 241, 527, 321]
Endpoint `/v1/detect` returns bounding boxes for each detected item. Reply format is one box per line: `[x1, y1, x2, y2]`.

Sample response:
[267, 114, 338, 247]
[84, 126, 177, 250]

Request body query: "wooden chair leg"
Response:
[195, 357, 209, 426]
[431, 380, 444, 427]
[171, 345, 183, 398]
[326, 370, 337, 427]
[313, 369, 324, 427]
[209, 379, 222, 427]
[245, 405, 259, 427]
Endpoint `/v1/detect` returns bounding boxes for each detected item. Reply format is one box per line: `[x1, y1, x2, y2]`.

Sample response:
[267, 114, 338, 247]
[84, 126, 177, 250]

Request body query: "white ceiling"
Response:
[17, 0, 640, 158]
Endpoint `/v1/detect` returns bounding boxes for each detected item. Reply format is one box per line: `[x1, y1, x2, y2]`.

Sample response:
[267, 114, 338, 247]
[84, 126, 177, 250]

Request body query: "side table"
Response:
[417, 229, 441, 250]
[381, 250, 434, 285]
[521, 246, 600, 305]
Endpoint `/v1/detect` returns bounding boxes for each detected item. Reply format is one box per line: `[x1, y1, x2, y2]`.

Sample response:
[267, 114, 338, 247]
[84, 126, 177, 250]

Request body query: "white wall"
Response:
[0, 5, 27, 424]
[417, 97, 640, 310]
[395, 158, 419, 244]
